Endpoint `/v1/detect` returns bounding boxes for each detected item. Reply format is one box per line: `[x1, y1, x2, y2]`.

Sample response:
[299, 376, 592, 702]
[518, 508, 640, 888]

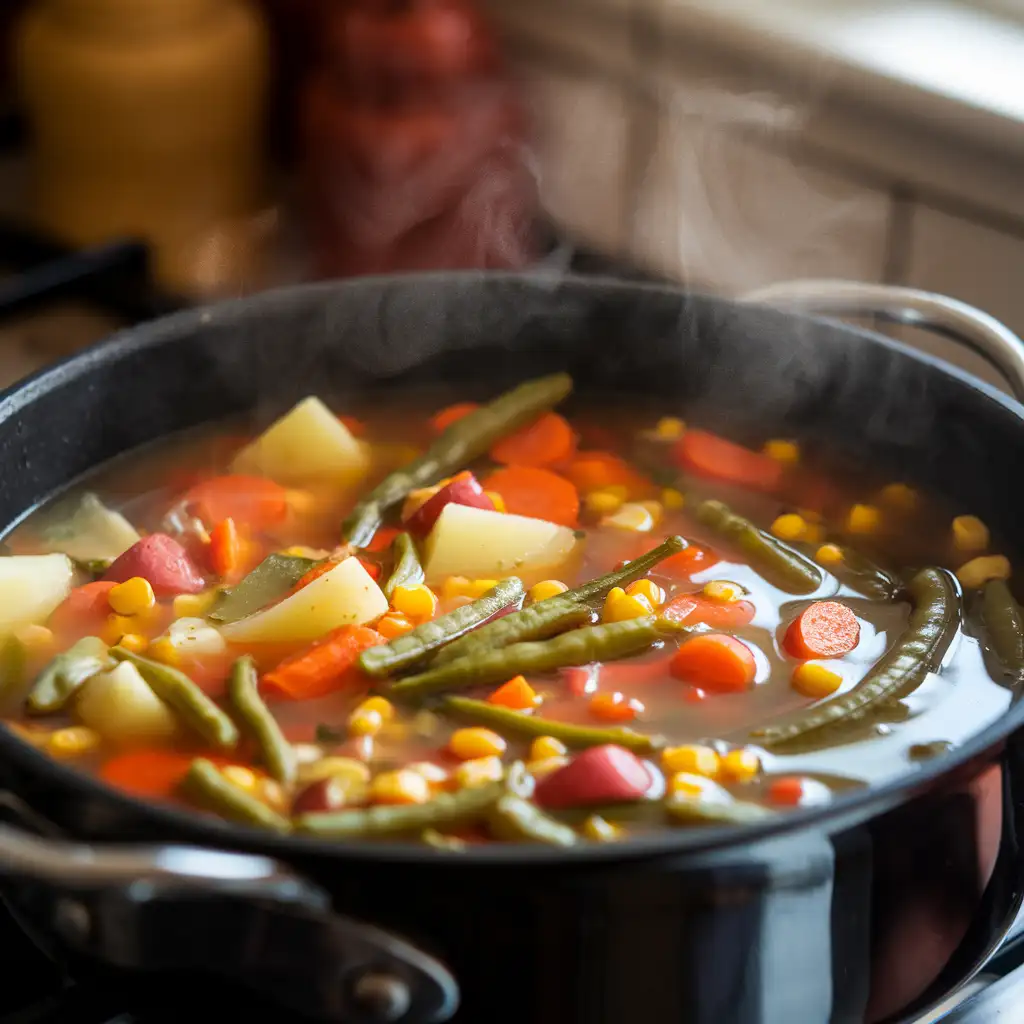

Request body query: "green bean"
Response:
[829, 548, 901, 601]
[383, 532, 424, 601]
[360, 578, 524, 678]
[697, 500, 823, 594]
[111, 647, 239, 750]
[420, 828, 468, 852]
[227, 656, 295, 784]
[980, 579, 1024, 677]
[487, 793, 578, 846]
[434, 536, 686, 664]
[391, 616, 684, 700]
[342, 373, 573, 547]
[210, 553, 318, 623]
[754, 567, 959, 747]
[443, 695, 665, 754]
[26, 637, 111, 714]
[295, 779, 506, 837]
[665, 793, 774, 826]
[181, 758, 292, 833]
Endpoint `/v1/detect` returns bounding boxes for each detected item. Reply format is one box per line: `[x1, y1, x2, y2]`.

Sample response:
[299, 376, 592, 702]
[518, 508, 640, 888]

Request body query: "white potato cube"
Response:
[76, 661, 179, 745]
[0, 554, 75, 634]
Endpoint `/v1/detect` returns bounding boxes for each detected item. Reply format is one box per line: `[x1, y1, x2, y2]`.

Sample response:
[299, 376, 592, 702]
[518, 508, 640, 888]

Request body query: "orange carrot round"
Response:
[482, 466, 579, 527]
[661, 593, 756, 629]
[184, 475, 288, 531]
[674, 430, 783, 493]
[209, 518, 242, 578]
[563, 451, 654, 498]
[670, 634, 757, 692]
[490, 413, 576, 468]
[784, 601, 860, 660]
[430, 402, 479, 435]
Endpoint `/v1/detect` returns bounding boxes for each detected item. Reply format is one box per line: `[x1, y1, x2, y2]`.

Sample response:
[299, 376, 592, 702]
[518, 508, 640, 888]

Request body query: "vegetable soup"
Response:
[0, 375, 1018, 846]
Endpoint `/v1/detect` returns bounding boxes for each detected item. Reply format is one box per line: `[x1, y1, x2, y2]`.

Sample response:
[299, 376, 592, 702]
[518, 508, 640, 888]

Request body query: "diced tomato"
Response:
[562, 664, 598, 696]
[660, 593, 756, 628]
[534, 745, 652, 809]
[103, 534, 205, 596]
[365, 526, 401, 553]
[403, 472, 495, 535]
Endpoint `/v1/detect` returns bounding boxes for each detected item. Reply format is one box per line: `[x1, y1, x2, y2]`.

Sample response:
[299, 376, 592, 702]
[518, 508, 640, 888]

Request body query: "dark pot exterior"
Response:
[1, 274, 1023, 1024]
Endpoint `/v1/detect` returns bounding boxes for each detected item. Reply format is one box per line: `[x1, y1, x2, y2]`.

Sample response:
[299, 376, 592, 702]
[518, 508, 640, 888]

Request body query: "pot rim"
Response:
[2, 270, 1022, 866]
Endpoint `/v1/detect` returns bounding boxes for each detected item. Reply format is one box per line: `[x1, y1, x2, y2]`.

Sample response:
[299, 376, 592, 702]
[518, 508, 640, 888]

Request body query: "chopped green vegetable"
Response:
[209, 553, 317, 623]
[980, 579, 1024, 678]
[487, 793, 578, 846]
[26, 636, 110, 714]
[342, 373, 573, 547]
[39, 493, 140, 563]
[181, 758, 291, 833]
[227, 656, 296, 784]
[383, 532, 425, 600]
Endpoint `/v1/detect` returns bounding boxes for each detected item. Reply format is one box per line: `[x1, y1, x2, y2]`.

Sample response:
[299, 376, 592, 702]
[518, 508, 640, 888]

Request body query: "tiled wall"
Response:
[490, 0, 1024, 391]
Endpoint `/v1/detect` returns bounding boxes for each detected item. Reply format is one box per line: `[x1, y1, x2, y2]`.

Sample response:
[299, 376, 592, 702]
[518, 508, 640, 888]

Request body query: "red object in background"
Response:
[298, 0, 538, 276]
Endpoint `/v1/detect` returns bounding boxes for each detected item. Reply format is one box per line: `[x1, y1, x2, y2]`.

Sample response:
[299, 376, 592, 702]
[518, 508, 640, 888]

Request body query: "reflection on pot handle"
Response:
[0, 815, 458, 1024]
[743, 280, 1024, 404]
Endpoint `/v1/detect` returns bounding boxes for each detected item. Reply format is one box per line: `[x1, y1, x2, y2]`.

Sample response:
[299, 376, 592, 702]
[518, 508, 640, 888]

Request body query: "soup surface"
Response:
[1, 374, 1019, 847]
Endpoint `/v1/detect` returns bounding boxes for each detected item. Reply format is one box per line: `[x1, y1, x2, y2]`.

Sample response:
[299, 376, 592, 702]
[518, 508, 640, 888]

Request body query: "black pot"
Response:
[1, 274, 1024, 1024]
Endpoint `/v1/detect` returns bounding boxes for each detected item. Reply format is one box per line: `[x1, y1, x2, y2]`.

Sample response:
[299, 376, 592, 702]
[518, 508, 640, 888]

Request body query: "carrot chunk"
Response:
[209, 518, 242, 578]
[490, 412, 576, 468]
[183, 475, 289, 530]
[488, 675, 540, 710]
[670, 634, 757, 692]
[48, 581, 117, 641]
[99, 749, 231, 801]
[481, 466, 580, 527]
[674, 430, 783, 493]
[661, 593, 756, 628]
[430, 402, 480, 435]
[783, 601, 860, 660]
[261, 625, 384, 700]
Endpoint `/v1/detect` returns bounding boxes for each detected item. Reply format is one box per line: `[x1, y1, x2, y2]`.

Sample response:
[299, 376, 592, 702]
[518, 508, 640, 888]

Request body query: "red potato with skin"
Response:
[102, 534, 205, 595]
[402, 471, 495, 536]
[534, 745, 652, 809]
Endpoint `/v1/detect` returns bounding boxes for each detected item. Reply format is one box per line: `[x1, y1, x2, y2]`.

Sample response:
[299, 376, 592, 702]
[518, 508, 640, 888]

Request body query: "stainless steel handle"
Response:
[0, 814, 458, 1024]
[743, 280, 1024, 403]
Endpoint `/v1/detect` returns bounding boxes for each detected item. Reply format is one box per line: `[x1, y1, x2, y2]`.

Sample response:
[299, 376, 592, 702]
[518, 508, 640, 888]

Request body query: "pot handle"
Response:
[743, 279, 1024, 403]
[0, 815, 459, 1024]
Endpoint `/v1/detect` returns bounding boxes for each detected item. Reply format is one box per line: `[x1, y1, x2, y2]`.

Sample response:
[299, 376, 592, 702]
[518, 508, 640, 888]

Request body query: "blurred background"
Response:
[0, 0, 1020, 388]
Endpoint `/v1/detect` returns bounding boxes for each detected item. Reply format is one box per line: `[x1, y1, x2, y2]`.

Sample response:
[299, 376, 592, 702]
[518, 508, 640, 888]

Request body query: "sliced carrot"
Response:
[661, 593, 756, 629]
[365, 525, 401, 553]
[430, 402, 480, 435]
[261, 625, 385, 700]
[289, 559, 340, 596]
[490, 412, 576, 468]
[338, 414, 366, 437]
[184, 475, 289, 531]
[657, 544, 720, 578]
[488, 674, 540, 710]
[767, 776, 806, 807]
[481, 466, 579, 527]
[99, 749, 233, 801]
[670, 634, 757, 692]
[589, 692, 644, 722]
[209, 518, 242, 578]
[47, 581, 117, 642]
[563, 451, 654, 499]
[674, 430, 783, 493]
[784, 601, 860, 660]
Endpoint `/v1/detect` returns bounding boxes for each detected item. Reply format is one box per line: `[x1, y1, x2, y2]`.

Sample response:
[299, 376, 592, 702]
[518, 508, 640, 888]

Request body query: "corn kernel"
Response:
[602, 502, 656, 533]
[668, 772, 719, 798]
[14, 624, 54, 655]
[173, 591, 218, 619]
[816, 543, 844, 565]
[408, 761, 449, 786]
[486, 491, 507, 513]
[117, 633, 148, 654]
[763, 439, 800, 464]
[298, 756, 371, 786]
[392, 583, 438, 621]
[661, 745, 721, 777]
[260, 779, 288, 811]
[359, 696, 395, 722]
[771, 513, 808, 542]
[702, 580, 742, 602]
[655, 416, 686, 439]
[661, 487, 686, 510]
[721, 748, 761, 782]
[442, 576, 473, 601]
[526, 755, 570, 778]
[376, 613, 414, 640]
[47, 726, 101, 758]
[449, 727, 507, 760]
[467, 579, 499, 599]
[626, 579, 665, 608]
[454, 755, 504, 789]
[530, 735, 568, 761]
[146, 637, 181, 667]
[585, 489, 625, 517]
[952, 515, 990, 554]
[792, 662, 844, 698]
[638, 501, 664, 526]
[582, 815, 625, 842]
[371, 769, 431, 805]
[529, 579, 569, 603]
[348, 707, 384, 737]
[879, 482, 918, 513]
[108, 576, 156, 616]
[102, 613, 138, 645]
[222, 765, 259, 791]
[957, 554, 1011, 590]
[602, 586, 654, 623]
[845, 504, 881, 535]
